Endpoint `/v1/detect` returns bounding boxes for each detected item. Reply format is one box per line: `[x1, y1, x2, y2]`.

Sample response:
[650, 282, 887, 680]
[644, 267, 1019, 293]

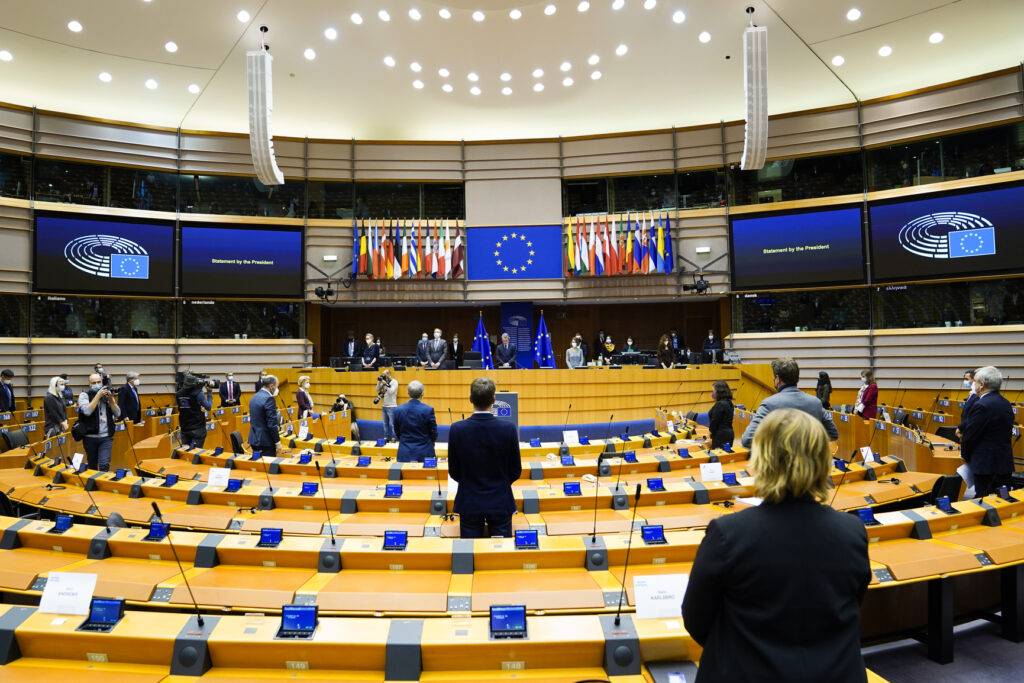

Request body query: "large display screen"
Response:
[729, 206, 865, 290]
[34, 213, 174, 295]
[870, 184, 1024, 282]
[180, 224, 303, 298]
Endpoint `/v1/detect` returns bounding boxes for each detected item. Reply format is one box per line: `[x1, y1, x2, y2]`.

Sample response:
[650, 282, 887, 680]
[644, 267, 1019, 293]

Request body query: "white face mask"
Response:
[862, 378, 869, 385]
[571, 342, 578, 348]
[227, 376, 233, 381]
[434, 333, 441, 339]
[57, 383, 65, 391]
[133, 378, 141, 387]
[272, 387, 279, 397]
[708, 336, 714, 340]
[963, 380, 971, 388]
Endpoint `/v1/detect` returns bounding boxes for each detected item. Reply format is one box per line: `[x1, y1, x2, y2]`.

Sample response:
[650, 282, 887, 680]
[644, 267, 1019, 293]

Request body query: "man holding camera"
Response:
[176, 374, 212, 449]
[376, 369, 399, 442]
[78, 372, 121, 471]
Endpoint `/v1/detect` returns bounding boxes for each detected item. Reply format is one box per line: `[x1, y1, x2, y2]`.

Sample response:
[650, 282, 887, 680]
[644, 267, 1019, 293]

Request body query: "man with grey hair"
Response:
[960, 365, 1014, 497]
[393, 379, 437, 463]
[117, 371, 142, 423]
[248, 374, 283, 457]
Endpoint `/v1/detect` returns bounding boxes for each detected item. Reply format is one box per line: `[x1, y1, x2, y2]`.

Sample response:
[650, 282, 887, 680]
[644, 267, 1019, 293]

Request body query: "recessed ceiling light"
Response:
[846, 8, 861, 21]
[304, 48, 316, 60]
[470, 86, 481, 95]
[562, 76, 574, 86]
[643, 0, 656, 9]
[468, 72, 479, 81]
[698, 31, 711, 43]
[236, 10, 249, 23]
[612, 0, 625, 9]
[473, 10, 485, 22]
[578, 1, 590, 11]
[929, 32, 944, 44]
[410, 61, 422, 72]
[831, 55, 845, 66]
[616, 44, 628, 56]
[878, 45, 892, 57]
[413, 79, 424, 89]
[145, 78, 158, 89]
[384, 55, 396, 67]
[588, 54, 599, 65]
[0, 50, 12, 62]
[164, 41, 178, 53]
[533, 83, 544, 92]
[591, 70, 602, 80]
[324, 27, 338, 40]
[502, 86, 512, 95]
[98, 71, 112, 82]
[510, 9, 522, 19]
[442, 83, 453, 92]
[532, 68, 544, 78]
[378, 9, 390, 21]
[409, 8, 421, 21]
[439, 67, 450, 77]
[188, 83, 200, 94]
[544, 4, 557, 15]
[500, 72, 511, 81]
[560, 61, 572, 71]
[672, 10, 685, 23]
[351, 12, 363, 24]
[67, 20, 83, 32]
[439, 8, 451, 19]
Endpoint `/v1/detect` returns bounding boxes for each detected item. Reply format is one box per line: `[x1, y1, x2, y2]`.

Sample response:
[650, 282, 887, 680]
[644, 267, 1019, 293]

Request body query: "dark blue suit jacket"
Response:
[957, 392, 979, 432]
[394, 398, 437, 462]
[494, 343, 517, 368]
[247, 389, 281, 453]
[960, 391, 1014, 476]
[117, 382, 141, 423]
[0, 382, 14, 413]
[448, 413, 521, 515]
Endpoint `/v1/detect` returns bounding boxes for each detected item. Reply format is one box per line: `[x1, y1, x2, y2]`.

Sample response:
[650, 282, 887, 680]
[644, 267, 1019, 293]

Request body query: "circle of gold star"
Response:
[493, 232, 534, 276]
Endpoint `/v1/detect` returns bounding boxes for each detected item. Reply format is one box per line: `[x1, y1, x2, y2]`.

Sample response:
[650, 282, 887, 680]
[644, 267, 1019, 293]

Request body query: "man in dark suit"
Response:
[116, 371, 142, 423]
[741, 357, 839, 448]
[961, 365, 1014, 497]
[248, 374, 283, 457]
[494, 333, 517, 369]
[448, 377, 522, 538]
[393, 380, 438, 463]
[343, 330, 361, 359]
[427, 328, 447, 369]
[0, 369, 15, 413]
[415, 332, 430, 367]
[702, 329, 722, 363]
[218, 372, 243, 407]
[955, 369, 978, 441]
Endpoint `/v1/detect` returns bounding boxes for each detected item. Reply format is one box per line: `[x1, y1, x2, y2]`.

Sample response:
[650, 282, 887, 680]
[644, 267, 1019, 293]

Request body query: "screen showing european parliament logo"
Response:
[180, 225, 303, 298]
[870, 184, 1024, 281]
[729, 207, 865, 290]
[466, 225, 564, 280]
[34, 213, 174, 295]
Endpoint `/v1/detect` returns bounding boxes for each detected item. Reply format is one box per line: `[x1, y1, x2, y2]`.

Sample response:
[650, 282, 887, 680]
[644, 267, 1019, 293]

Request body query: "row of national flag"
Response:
[351, 219, 464, 280]
[564, 212, 674, 277]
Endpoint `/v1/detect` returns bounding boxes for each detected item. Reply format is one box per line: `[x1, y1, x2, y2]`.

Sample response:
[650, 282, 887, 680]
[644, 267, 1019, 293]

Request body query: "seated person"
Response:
[621, 337, 640, 353]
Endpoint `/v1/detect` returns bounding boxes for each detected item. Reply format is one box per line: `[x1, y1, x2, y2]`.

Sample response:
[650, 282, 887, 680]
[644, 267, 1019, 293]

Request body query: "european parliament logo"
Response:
[64, 234, 151, 279]
[493, 400, 513, 418]
[897, 212, 996, 260]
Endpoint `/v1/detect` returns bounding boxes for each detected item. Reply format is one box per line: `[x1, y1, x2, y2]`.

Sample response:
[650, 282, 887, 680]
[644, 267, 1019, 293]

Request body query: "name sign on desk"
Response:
[214, 409, 225, 416]
[165, 408, 173, 416]
[891, 425, 901, 435]
[838, 414, 850, 423]
[699, 462, 724, 482]
[0, 413, 10, 421]
[912, 411, 923, 419]
[24, 423, 36, 432]
[634, 574, 689, 620]
[562, 430, 580, 445]
[72, 453, 85, 470]
[934, 415, 945, 424]
[298, 421, 309, 441]
[145, 409, 156, 417]
[25, 410, 39, 418]
[159, 416, 171, 425]
[205, 422, 216, 431]
[39, 571, 97, 616]
[242, 416, 250, 424]
[875, 421, 886, 431]
[1013, 427, 1020, 438]
[208, 467, 231, 488]
[328, 413, 337, 422]
[114, 423, 125, 432]
[939, 400, 950, 407]
[231, 407, 241, 414]
[666, 420, 675, 432]
[860, 447, 876, 463]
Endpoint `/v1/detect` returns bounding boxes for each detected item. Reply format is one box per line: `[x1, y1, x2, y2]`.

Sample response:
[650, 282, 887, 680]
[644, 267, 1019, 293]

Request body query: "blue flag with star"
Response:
[533, 312, 556, 369]
[467, 225, 564, 280]
[471, 315, 494, 370]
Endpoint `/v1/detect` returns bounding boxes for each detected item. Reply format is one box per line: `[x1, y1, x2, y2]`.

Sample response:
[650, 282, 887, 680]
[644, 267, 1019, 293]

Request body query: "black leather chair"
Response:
[1, 428, 29, 451]
[229, 430, 246, 455]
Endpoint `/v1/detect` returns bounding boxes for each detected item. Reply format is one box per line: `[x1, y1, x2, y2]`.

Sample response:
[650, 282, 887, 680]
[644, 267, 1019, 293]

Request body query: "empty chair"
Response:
[929, 474, 964, 503]
[1, 428, 29, 451]
[229, 430, 246, 455]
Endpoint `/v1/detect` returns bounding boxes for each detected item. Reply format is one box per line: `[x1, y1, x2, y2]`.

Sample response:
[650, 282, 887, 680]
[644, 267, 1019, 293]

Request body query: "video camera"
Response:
[176, 371, 219, 393]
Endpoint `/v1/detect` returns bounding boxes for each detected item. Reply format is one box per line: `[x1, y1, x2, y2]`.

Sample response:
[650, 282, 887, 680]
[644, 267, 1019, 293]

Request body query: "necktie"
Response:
[228, 383, 233, 401]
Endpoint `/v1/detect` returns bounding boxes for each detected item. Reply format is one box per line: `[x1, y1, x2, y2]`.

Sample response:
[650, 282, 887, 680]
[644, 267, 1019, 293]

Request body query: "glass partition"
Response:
[730, 151, 863, 205]
[179, 300, 303, 339]
[180, 174, 306, 217]
[33, 158, 106, 206]
[564, 177, 608, 215]
[0, 151, 30, 199]
[0, 294, 28, 337]
[353, 182, 420, 219]
[732, 289, 871, 333]
[423, 182, 466, 219]
[31, 295, 175, 338]
[609, 173, 676, 212]
[307, 180, 353, 219]
[108, 167, 177, 212]
[872, 278, 1024, 329]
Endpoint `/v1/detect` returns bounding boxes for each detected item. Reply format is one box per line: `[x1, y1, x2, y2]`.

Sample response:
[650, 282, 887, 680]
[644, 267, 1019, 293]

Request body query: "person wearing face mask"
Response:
[495, 333, 517, 369]
[602, 336, 616, 356]
[427, 328, 448, 369]
[658, 335, 676, 369]
[815, 371, 833, 410]
[255, 371, 267, 394]
[296, 375, 314, 418]
[248, 374, 283, 456]
[853, 369, 878, 420]
[741, 358, 839, 449]
[78, 372, 121, 471]
[703, 329, 723, 363]
[416, 332, 431, 368]
[594, 330, 608, 361]
[956, 369, 978, 441]
[450, 333, 464, 367]
[176, 374, 211, 449]
[93, 362, 108, 384]
[219, 372, 242, 407]
[44, 375, 70, 438]
[622, 337, 639, 354]
[566, 337, 584, 369]
[706, 380, 735, 450]
[59, 373, 75, 406]
[117, 372, 143, 423]
[362, 333, 380, 369]
[574, 332, 590, 363]
[0, 369, 15, 413]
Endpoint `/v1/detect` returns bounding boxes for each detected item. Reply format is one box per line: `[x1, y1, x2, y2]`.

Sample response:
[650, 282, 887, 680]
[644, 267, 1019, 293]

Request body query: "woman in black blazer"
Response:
[44, 375, 70, 437]
[449, 333, 465, 367]
[683, 408, 871, 683]
[706, 380, 734, 449]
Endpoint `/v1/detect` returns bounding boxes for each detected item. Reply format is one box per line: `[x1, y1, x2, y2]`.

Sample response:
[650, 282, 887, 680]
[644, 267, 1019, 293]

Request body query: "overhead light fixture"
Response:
[439, 8, 451, 19]
[324, 27, 338, 40]
[590, 70, 601, 80]
[831, 54, 845, 66]
[442, 83, 453, 92]
[578, 1, 590, 11]
[533, 83, 544, 92]
[439, 67, 450, 77]
[413, 79, 424, 89]
[510, 9, 522, 19]
[98, 71, 112, 82]
[188, 83, 200, 93]
[383, 55, 395, 67]
[672, 10, 685, 24]
[532, 68, 544, 78]
[67, 20, 83, 32]
[643, 0, 656, 9]
[500, 72, 511, 81]
[304, 48, 316, 60]
[616, 44, 628, 56]
[408, 8, 421, 21]
[502, 86, 512, 95]
[0, 50, 11, 62]
[544, 4, 557, 15]
[846, 8, 861, 21]
[378, 10, 391, 21]
[695, 246, 711, 255]
[473, 10, 485, 21]
[410, 61, 422, 72]
[164, 41, 178, 53]
[612, 0, 625, 9]
[468, 72, 479, 81]
[323, 254, 338, 262]
[878, 45, 892, 57]
[560, 61, 572, 71]
[698, 31, 711, 43]
[236, 10, 249, 22]
[470, 86, 481, 95]
[929, 32, 944, 44]
[562, 76, 573, 86]
[588, 54, 600, 65]
[351, 12, 363, 24]
[145, 78, 158, 89]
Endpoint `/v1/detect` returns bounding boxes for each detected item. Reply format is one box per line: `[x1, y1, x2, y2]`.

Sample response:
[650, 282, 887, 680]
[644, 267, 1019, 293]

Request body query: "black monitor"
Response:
[76, 597, 125, 632]
[563, 481, 582, 496]
[489, 604, 528, 639]
[144, 521, 169, 541]
[641, 524, 667, 545]
[385, 484, 403, 498]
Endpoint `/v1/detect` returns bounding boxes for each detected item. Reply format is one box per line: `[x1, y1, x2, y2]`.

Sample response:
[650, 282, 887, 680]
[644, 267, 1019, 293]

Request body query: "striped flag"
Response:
[606, 215, 620, 275]
[575, 216, 587, 276]
[615, 215, 625, 274]
[371, 220, 380, 279]
[452, 226, 464, 279]
[648, 214, 659, 274]
[400, 222, 409, 278]
[565, 221, 576, 277]
[384, 224, 395, 279]
[416, 219, 425, 279]
[624, 213, 634, 275]
[663, 213, 674, 274]
[443, 219, 453, 280]
[391, 222, 402, 279]
[409, 220, 419, 278]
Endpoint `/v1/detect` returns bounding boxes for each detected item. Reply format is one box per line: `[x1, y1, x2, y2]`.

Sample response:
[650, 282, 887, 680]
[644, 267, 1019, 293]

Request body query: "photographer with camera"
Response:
[77, 371, 121, 471]
[375, 369, 399, 442]
[176, 373, 212, 449]
[332, 393, 360, 441]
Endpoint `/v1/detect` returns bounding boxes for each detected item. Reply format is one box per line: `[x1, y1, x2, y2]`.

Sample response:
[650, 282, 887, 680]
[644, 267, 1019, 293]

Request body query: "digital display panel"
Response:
[88, 598, 124, 624]
[490, 605, 527, 635]
[225, 478, 243, 492]
[180, 224, 303, 297]
[281, 605, 317, 632]
[259, 527, 283, 546]
[857, 508, 877, 525]
[383, 530, 408, 550]
[385, 484, 403, 498]
[647, 477, 665, 491]
[560, 455, 574, 466]
[34, 213, 174, 295]
[623, 451, 637, 463]
[562, 482, 581, 496]
[357, 456, 371, 467]
[54, 514, 73, 531]
[300, 481, 318, 496]
[146, 522, 169, 540]
[514, 529, 539, 549]
[424, 457, 437, 468]
[641, 525, 666, 544]
[729, 206, 865, 290]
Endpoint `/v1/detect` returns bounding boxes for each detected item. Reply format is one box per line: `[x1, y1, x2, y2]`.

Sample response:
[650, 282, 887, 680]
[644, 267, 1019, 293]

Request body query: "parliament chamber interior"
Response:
[1, 1, 1024, 681]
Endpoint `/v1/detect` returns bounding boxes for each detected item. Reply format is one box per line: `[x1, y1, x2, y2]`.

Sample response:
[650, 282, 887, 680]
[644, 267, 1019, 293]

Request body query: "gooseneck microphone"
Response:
[591, 453, 605, 543]
[151, 502, 204, 627]
[119, 418, 142, 471]
[892, 379, 903, 410]
[614, 484, 643, 627]
[313, 461, 336, 546]
[923, 383, 946, 435]
[561, 403, 573, 444]
[61, 452, 113, 534]
[603, 413, 615, 449]
[612, 426, 630, 494]
[830, 413, 881, 507]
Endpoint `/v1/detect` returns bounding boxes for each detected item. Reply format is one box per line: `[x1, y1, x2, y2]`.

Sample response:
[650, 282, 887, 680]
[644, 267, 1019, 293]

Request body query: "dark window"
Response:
[423, 183, 466, 219]
[34, 158, 106, 206]
[732, 289, 870, 333]
[31, 296, 174, 338]
[730, 151, 863, 205]
[872, 279, 1024, 329]
[676, 168, 726, 209]
[609, 173, 676, 212]
[940, 120, 1024, 181]
[353, 182, 420, 219]
[107, 167, 177, 212]
[179, 300, 303, 339]
[307, 181, 353, 219]
[180, 174, 306, 217]
[0, 293, 28, 336]
[564, 178, 608, 215]
[0, 151, 30, 199]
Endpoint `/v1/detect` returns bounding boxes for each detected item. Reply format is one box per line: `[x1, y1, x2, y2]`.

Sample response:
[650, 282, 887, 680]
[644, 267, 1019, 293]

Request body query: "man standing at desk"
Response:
[448, 377, 522, 538]
[741, 358, 839, 449]
[703, 329, 722, 363]
[248, 374, 283, 457]
[394, 380, 437, 463]
[117, 371, 142, 423]
[416, 332, 430, 368]
[0, 369, 15, 413]
[219, 372, 242, 408]
[961, 365, 1014, 497]
[427, 328, 448, 369]
[494, 333, 517, 369]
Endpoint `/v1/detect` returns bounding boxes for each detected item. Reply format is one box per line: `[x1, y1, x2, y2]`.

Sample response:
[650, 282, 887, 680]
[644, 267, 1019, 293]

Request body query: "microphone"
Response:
[151, 502, 204, 627]
[923, 383, 946, 435]
[118, 418, 142, 471]
[614, 484, 643, 626]
[313, 461, 336, 546]
[591, 453, 604, 543]
[603, 413, 615, 450]
[561, 403, 573, 444]
[830, 414, 881, 507]
[448, 407, 455, 427]
[892, 379, 903, 409]
[60, 452, 113, 534]
[683, 390, 706, 429]
[261, 451, 276, 493]
[612, 426, 630, 493]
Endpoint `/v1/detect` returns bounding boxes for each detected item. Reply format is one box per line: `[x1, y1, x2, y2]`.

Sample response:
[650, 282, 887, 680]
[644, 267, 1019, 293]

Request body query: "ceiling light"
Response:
[544, 4, 557, 15]
[164, 41, 178, 53]
[67, 20, 83, 32]
[408, 8, 421, 21]
[145, 78, 158, 89]
[98, 71, 112, 82]
[612, 0, 624, 9]
[500, 72, 512, 81]
[351, 12, 363, 24]
[562, 76, 574, 86]
[578, 1, 590, 11]
[831, 55, 845, 66]
[439, 67, 450, 77]
[324, 27, 338, 40]
[532, 68, 544, 78]
[698, 31, 711, 43]
[378, 10, 390, 21]
[672, 10, 685, 23]
[188, 83, 200, 94]
[442, 83, 453, 92]
[591, 70, 602, 80]
[929, 32, 944, 44]
[510, 9, 522, 19]
[846, 8, 861, 21]
[410, 61, 422, 72]
[560, 61, 572, 71]
[878, 45, 892, 57]
[0, 50, 10, 62]
[643, 0, 656, 9]
[470, 86, 481, 95]
[439, 8, 451, 19]
[502, 86, 512, 95]
[468, 72, 479, 81]
[473, 10, 485, 21]
[384, 55, 396, 67]
[533, 83, 544, 92]
[413, 80, 424, 89]
[304, 48, 316, 60]
[616, 44, 628, 56]
[236, 10, 249, 22]
[588, 54, 599, 65]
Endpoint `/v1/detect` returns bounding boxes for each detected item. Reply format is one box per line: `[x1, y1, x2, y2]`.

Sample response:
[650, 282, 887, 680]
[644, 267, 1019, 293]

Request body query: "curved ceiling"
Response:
[0, 0, 1021, 141]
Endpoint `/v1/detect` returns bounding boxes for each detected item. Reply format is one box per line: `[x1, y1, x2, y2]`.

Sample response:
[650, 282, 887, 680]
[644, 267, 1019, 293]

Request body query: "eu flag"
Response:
[533, 312, 556, 369]
[467, 225, 563, 280]
[948, 228, 996, 258]
[110, 253, 150, 279]
[471, 315, 494, 370]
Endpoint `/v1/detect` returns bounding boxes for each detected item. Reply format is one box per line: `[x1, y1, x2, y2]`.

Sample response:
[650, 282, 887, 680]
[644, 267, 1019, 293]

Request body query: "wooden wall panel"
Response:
[0, 106, 33, 155]
[35, 115, 178, 171]
[562, 132, 674, 178]
[0, 199, 32, 293]
[729, 331, 873, 390]
[354, 142, 462, 181]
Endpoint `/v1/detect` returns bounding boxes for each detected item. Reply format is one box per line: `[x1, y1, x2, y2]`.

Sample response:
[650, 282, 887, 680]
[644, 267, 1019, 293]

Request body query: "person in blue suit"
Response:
[494, 333, 517, 369]
[393, 380, 438, 463]
[448, 377, 522, 538]
[116, 371, 142, 423]
[960, 365, 1014, 497]
[955, 368, 978, 441]
[248, 374, 282, 457]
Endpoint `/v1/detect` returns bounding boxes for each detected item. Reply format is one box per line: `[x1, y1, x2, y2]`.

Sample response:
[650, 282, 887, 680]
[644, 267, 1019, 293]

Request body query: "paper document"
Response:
[633, 573, 689, 619]
[39, 572, 97, 615]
